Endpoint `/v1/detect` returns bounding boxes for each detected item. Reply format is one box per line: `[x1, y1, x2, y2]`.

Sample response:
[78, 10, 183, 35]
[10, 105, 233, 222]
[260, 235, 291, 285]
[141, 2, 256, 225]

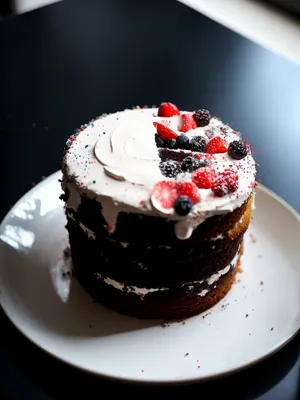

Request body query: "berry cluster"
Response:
[151, 102, 251, 216]
[159, 156, 208, 178]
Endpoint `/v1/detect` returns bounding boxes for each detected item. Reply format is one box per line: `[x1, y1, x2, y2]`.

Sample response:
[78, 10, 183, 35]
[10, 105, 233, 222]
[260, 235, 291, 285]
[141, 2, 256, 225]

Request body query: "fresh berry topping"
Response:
[180, 113, 198, 132]
[154, 122, 178, 140]
[228, 140, 248, 160]
[159, 161, 181, 178]
[181, 156, 202, 173]
[155, 133, 165, 148]
[194, 109, 211, 127]
[213, 169, 239, 197]
[157, 102, 180, 117]
[192, 167, 216, 189]
[174, 196, 192, 216]
[177, 182, 200, 203]
[165, 139, 177, 149]
[190, 136, 206, 152]
[205, 136, 228, 154]
[151, 181, 178, 210]
[176, 134, 190, 149]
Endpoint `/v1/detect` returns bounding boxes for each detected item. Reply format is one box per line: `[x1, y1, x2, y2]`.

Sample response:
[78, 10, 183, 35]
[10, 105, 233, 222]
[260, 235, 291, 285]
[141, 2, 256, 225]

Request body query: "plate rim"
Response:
[0, 171, 300, 385]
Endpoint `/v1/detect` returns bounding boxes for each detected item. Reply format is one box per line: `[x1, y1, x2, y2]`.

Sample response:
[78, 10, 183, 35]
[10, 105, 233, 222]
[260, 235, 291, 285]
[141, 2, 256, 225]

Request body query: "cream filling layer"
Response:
[94, 248, 240, 298]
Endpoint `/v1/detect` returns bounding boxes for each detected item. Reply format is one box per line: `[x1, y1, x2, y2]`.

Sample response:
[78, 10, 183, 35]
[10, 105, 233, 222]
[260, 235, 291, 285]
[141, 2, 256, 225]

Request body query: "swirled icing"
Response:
[62, 108, 256, 239]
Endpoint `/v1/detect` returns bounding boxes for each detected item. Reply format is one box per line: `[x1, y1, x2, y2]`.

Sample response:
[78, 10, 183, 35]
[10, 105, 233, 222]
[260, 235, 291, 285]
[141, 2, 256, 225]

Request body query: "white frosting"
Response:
[94, 246, 240, 298]
[62, 108, 256, 240]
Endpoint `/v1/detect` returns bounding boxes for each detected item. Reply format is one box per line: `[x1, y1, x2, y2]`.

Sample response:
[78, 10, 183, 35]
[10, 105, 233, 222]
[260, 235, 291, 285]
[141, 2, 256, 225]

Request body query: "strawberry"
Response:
[153, 122, 178, 140]
[151, 181, 178, 209]
[177, 182, 200, 204]
[213, 169, 239, 197]
[180, 113, 198, 133]
[157, 102, 180, 117]
[192, 167, 216, 189]
[205, 136, 228, 154]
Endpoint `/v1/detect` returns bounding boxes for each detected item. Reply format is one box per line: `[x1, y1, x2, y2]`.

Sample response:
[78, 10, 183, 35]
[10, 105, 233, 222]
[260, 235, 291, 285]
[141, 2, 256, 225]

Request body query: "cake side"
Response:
[60, 103, 256, 319]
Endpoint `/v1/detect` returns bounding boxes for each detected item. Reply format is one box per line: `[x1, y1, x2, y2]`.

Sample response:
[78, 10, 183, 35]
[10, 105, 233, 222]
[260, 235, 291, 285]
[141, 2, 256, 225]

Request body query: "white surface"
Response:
[15, 0, 61, 14]
[0, 171, 300, 384]
[178, 0, 300, 65]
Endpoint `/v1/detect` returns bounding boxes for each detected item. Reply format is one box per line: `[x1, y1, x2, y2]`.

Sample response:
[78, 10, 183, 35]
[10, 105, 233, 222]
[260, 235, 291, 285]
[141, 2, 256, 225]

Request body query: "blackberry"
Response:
[228, 140, 248, 160]
[165, 139, 177, 149]
[159, 161, 181, 178]
[174, 196, 192, 216]
[181, 156, 201, 173]
[194, 109, 211, 127]
[190, 136, 206, 152]
[176, 134, 190, 149]
[155, 133, 165, 148]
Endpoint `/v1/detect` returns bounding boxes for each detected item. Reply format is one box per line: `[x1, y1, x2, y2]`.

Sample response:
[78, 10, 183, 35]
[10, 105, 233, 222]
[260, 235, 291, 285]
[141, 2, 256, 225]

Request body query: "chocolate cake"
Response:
[60, 103, 256, 319]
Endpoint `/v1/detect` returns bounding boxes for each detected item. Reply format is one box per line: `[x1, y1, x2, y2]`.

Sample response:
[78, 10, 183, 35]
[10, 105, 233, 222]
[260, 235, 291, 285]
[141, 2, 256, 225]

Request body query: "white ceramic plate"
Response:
[0, 171, 300, 385]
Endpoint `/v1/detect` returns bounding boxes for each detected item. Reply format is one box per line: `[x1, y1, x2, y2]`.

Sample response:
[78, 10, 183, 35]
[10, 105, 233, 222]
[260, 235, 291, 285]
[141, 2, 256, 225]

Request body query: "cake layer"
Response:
[71, 244, 243, 320]
[67, 207, 244, 287]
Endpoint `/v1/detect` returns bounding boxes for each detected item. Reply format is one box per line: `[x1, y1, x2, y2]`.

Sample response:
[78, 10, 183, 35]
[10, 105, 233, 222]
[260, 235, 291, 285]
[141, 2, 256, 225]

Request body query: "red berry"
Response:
[180, 113, 198, 133]
[157, 102, 180, 117]
[213, 169, 239, 197]
[151, 181, 178, 209]
[153, 122, 178, 140]
[192, 167, 216, 189]
[205, 136, 228, 154]
[177, 182, 200, 204]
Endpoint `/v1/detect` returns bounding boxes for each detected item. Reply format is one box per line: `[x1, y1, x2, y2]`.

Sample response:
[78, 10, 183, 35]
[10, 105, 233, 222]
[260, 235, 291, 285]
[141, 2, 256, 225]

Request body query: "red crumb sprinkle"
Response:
[185, 353, 189, 357]
[260, 281, 264, 285]
[141, 370, 144, 372]
[249, 233, 257, 243]
[182, 321, 186, 325]
[139, 200, 145, 205]
[161, 323, 167, 328]
[197, 366, 201, 369]
[105, 225, 111, 231]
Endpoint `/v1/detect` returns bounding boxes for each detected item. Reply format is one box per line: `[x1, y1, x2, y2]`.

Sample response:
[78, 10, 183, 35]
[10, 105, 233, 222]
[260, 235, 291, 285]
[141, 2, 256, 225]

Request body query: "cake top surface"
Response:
[62, 104, 256, 239]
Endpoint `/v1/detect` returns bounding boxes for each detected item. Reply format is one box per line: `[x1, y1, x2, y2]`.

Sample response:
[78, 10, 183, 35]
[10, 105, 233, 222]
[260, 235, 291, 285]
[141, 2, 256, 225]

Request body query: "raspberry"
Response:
[213, 169, 239, 197]
[180, 113, 198, 132]
[151, 181, 178, 209]
[157, 102, 180, 117]
[177, 182, 200, 204]
[192, 167, 216, 189]
[205, 136, 228, 154]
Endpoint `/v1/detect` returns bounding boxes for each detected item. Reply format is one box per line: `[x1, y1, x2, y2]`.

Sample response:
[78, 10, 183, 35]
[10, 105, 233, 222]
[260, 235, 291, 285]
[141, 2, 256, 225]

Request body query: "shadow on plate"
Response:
[2, 311, 299, 400]
[0, 198, 160, 338]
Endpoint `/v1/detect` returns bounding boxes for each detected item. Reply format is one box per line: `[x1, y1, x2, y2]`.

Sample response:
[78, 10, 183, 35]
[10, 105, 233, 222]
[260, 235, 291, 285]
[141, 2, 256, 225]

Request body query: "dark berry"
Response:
[181, 156, 201, 173]
[194, 109, 211, 127]
[228, 140, 248, 160]
[190, 136, 206, 152]
[159, 161, 181, 178]
[176, 134, 190, 149]
[155, 133, 165, 148]
[174, 196, 192, 216]
[165, 139, 177, 149]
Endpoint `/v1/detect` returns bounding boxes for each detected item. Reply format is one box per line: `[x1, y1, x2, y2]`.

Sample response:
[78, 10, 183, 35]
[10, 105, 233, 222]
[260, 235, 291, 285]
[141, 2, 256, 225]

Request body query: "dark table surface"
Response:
[0, 0, 300, 398]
